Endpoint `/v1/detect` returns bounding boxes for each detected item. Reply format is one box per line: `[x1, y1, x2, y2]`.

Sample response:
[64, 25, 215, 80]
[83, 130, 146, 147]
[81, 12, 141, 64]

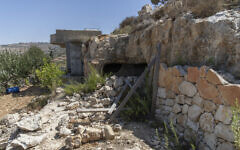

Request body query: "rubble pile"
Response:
[0, 76, 143, 150]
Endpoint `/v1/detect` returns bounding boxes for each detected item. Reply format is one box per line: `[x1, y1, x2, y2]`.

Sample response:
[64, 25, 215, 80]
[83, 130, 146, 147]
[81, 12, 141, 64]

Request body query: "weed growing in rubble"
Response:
[156, 121, 196, 150]
[120, 74, 152, 121]
[231, 100, 240, 149]
[64, 65, 106, 95]
[121, 94, 151, 121]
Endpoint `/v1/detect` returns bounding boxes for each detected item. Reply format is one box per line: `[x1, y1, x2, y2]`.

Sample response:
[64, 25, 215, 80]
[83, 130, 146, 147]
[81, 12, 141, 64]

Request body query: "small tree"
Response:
[36, 59, 64, 91]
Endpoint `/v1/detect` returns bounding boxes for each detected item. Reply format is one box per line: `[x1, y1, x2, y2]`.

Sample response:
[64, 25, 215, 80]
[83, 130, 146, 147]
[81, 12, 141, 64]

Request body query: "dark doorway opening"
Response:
[102, 63, 147, 76]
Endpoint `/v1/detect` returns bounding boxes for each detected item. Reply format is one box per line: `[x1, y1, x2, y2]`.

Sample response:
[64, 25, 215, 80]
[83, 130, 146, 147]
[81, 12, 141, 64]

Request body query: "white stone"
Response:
[216, 142, 234, 150]
[113, 78, 124, 88]
[182, 104, 189, 114]
[203, 100, 216, 112]
[113, 124, 122, 132]
[186, 119, 199, 131]
[203, 133, 216, 150]
[188, 105, 202, 122]
[176, 95, 185, 104]
[215, 105, 232, 125]
[104, 125, 115, 140]
[165, 99, 174, 106]
[6, 134, 46, 150]
[66, 102, 79, 110]
[193, 93, 204, 107]
[17, 115, 42, 131]
[59, 127, 72, 137]
[214, 123, 234, 142]
[184, 97, 192, 105]
[179, 81, 197, 97]
[172, 104, 181, 113]
[157, 88, 166, 98]
[199, 113, 215, 132]
[0, 113, 20, 126]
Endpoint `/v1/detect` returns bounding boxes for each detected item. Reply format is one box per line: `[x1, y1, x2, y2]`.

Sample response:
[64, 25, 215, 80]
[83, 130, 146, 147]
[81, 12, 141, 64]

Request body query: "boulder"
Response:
[104, 125, 115, 140]
[182, 104, 189, 114]
[176, 95, 185, 104]
[172, 104, 181, 114]
[17, 115, 42, 132]
[203, 100, 216, 112]
[157, 88, 166, 98]
[193, 94, 204, 107]
[218, 84, 240, 106]
[203, 133, 216, 150]
[187, 67, 200, 83]
[81, 127, 103, 143]
[188, 105, 202, 122]
[6, 134, 46, 150]
[59, 127, 72, 137]
[214, 123, 234, 142]
[199, 113, 215, 133]
[179, 81, 197, 97]
[206, 69, 228, 85]
[0, 113, 20, 126]
[197, 78, 219, 101]
[186, 119, 199, 131]
[165, 99, 174, 106]
[215, 105, 232, 124]
[216, 142, 234, 150]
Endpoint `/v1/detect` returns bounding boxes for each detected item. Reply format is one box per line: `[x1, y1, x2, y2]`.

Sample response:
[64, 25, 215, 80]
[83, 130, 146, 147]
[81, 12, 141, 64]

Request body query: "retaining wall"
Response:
[156, 64, 240, 150]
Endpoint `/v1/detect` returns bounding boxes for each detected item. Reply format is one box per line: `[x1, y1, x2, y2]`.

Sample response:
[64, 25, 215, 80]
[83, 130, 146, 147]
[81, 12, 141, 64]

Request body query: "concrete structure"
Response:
[51, 30, 101, 76]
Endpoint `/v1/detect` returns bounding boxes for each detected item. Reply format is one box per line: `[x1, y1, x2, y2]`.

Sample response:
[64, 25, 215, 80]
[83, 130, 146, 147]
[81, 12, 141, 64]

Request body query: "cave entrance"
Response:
[102, 63, 147, 76]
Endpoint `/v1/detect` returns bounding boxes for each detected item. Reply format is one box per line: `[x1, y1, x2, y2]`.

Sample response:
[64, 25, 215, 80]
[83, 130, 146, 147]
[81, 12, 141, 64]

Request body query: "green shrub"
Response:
[232, 100, 240, 149]
[0, 51, 23, 88]
[64, 65, 106, 95]
[64, 81, 84, 96]
[0, 47, 48, 89]
[36, 59, 64, 91]
[21, 46, 49, 76]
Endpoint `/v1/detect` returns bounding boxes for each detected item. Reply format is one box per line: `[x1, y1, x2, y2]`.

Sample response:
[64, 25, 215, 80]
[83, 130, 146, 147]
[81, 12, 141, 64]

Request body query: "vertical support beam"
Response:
[65, 42, 71, 73]
[69, 42, 84, 76]
[151, 44, 161, 117]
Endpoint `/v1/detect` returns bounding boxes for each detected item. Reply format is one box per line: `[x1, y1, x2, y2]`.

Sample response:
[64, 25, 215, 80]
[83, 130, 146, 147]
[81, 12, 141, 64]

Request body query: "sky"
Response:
[0, 0, 150, 45]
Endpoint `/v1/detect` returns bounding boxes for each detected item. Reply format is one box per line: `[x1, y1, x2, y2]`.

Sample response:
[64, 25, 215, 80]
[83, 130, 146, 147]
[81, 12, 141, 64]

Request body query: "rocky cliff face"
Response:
[86, 1, 240, 77]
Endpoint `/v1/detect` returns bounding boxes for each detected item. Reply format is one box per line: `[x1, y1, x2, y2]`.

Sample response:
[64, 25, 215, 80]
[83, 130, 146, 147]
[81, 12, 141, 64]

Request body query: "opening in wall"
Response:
[102, 63, 147, 76]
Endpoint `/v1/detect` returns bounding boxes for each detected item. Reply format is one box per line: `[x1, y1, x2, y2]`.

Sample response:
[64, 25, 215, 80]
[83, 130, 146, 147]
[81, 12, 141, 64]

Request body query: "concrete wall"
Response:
[156, 64, 239, 150]
[51, 30, 102, 45]
[67, 42, 84, 76]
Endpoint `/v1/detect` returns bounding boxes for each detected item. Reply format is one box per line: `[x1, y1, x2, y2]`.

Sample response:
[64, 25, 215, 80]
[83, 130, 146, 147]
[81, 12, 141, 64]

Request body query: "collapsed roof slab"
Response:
[50, 30, 102, 47]
[50, 29, 102, 76]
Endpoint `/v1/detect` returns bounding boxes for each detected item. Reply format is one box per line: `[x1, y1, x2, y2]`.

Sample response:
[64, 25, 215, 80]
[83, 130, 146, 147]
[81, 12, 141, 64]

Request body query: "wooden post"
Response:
[109, 56, 157, 122]
[151, 44, 161, 117]
[108, 79, 130, 115]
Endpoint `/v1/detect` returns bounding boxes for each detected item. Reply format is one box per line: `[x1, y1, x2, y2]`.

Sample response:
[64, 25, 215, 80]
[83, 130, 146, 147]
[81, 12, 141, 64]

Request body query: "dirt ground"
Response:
[77, 122, 157, 150]
[0, 86, 46, 119]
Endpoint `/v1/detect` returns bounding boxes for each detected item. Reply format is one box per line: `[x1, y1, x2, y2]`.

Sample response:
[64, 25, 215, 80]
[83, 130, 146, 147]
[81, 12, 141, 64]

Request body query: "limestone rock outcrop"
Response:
[85, 2, 240, 77]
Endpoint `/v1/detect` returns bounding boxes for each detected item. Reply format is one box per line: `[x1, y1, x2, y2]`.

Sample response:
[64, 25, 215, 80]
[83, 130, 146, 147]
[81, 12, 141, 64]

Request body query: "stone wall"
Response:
[156, 64, 239, 150]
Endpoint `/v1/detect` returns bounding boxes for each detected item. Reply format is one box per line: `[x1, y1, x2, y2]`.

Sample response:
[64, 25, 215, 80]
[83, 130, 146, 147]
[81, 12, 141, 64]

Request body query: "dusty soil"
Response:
[0, 86, 46, 119]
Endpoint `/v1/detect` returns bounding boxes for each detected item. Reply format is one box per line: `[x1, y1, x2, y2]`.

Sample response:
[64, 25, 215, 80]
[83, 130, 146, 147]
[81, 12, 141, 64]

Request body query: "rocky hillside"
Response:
[0, 42, 65, 56]
[86, 0, 240, 78]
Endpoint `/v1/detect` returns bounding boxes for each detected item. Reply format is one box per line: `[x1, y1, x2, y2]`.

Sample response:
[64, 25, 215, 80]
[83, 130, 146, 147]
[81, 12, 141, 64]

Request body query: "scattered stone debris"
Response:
[0, 76, 155, 150]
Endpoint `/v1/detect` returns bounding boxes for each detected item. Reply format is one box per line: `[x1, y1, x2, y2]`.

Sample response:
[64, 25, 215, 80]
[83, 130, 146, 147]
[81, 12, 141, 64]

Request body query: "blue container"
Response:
[6, 87, 20, 94]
